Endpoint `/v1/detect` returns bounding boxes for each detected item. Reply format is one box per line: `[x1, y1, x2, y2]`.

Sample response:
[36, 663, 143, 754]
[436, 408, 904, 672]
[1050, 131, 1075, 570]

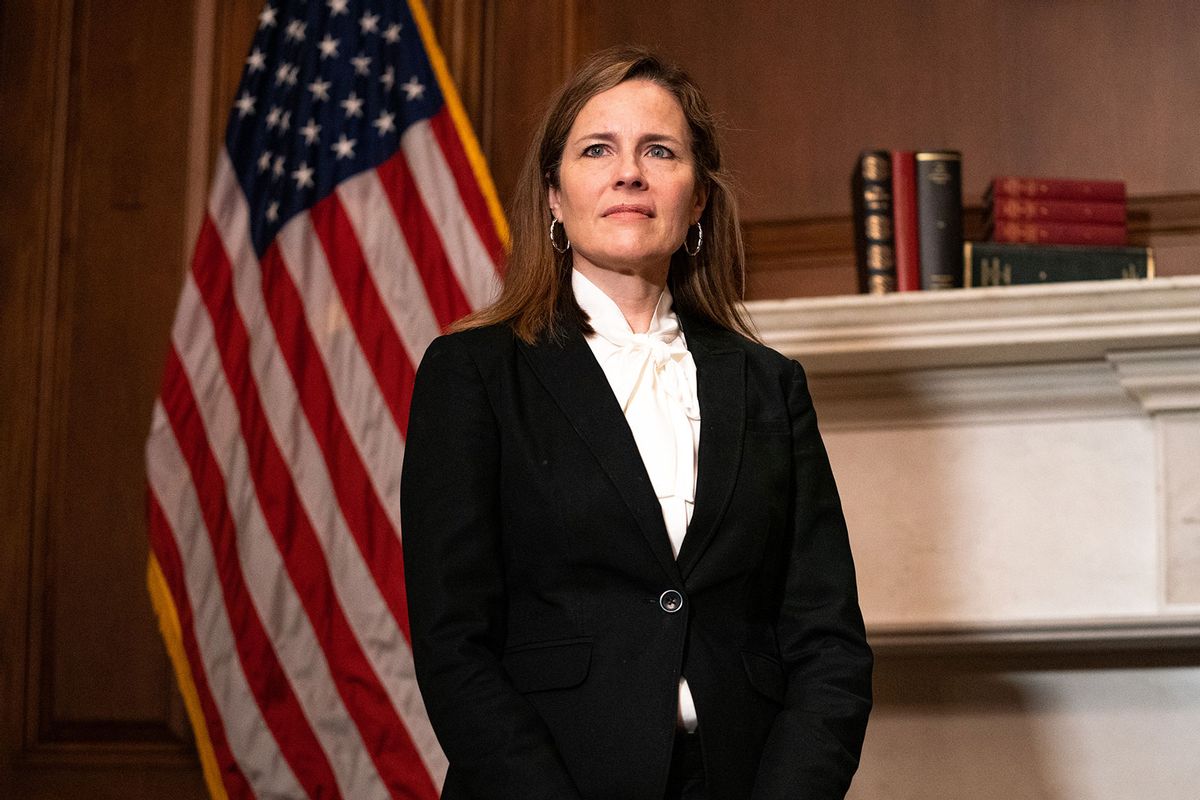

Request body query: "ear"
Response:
[691, 181, 709, 222]
[547, 183, 561, 219]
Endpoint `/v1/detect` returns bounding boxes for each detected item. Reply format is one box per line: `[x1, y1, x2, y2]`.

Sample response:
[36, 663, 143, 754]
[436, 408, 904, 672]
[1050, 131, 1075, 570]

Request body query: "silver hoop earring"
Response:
[549, 217, 571, 254]
[685, 221, 703, 257]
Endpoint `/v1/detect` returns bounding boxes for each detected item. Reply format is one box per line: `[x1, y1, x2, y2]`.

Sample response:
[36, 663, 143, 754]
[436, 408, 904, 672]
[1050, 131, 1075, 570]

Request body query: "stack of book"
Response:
[985, 176, 1128, 246]
[966, 176, 1154, 287]
[852, 149, 964, 294]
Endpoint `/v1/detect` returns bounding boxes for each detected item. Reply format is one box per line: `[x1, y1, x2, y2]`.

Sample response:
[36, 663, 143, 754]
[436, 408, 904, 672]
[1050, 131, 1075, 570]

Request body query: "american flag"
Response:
[144, 0, 505, 797]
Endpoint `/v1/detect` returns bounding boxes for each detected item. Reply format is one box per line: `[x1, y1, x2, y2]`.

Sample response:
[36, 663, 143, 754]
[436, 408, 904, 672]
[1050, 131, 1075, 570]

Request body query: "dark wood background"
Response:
[3, 1, 1197, 795]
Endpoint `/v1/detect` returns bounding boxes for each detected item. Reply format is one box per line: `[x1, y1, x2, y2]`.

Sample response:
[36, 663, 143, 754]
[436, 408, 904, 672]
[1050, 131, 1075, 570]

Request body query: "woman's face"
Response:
[548, 79, 707, 282]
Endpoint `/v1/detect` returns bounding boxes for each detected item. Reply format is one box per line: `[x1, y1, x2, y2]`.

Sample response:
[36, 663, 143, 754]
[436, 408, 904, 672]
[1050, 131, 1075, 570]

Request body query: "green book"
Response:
[963, 242, 1155, 287]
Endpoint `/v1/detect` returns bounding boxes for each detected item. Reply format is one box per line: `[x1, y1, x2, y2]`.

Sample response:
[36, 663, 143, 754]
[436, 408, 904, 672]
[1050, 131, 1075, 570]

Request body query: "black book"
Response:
[851, 150, 896, 294]
[916, 151, 963, 290]
[964, 242, 1154, 287]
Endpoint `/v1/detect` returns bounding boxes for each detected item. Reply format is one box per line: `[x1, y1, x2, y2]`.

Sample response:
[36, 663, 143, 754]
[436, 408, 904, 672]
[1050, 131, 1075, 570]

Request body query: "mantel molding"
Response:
[746, 276, 1200, 375]
[1108, 348, 1200, 412]
[869, 615, 1200, 655]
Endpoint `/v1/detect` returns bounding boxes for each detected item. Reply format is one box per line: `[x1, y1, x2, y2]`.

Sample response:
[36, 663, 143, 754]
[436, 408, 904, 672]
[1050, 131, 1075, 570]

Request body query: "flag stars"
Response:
[266, 200, 280, 222]
[275, 61, 299, 87]
[318, 34, 339, 60]
[257, 150, 274, 173]
[351, 52, 372, 76]
[284, 19, 306, 42]
[401, 76, 426, 101]
[235, 91, 256, 117]
[246, 48, 266, 73]
[278, 110, 292, 133]
[359, 11, 380, 34]
[292, 161, 315, 190]
[309, 77, 332, 101]
[331, 134, 357, 160]
[372, 110, 396, 136]
[300, 119, 322, 145]
[341, 91, 364, 118]
[258, 4, 277, 28]
[266, 105, 282, 129]
[382, 23, 402, 44]
[273, 155, 286, 179]
[380, 66, 395, 91]
[327, 0, 348, 16]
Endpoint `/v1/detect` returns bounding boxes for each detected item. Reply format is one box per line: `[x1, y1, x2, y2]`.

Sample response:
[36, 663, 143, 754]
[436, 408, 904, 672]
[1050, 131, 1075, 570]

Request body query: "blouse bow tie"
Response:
[590, 313, 699, 505]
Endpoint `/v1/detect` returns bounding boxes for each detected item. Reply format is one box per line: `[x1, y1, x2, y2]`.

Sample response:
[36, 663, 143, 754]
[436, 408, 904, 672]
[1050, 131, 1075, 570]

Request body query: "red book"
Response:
[890, 150, 920, 291]
[990, 176, 1126, 203]
[991, 220, 1128, 246]
[991, 197, 1126, 225]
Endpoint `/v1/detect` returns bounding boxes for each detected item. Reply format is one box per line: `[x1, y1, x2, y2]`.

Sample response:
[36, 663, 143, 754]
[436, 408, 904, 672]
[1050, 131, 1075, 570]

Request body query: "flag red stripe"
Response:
[309, 193, 416, 437]
[428, 107, 506, 268]
[375, 149, 474, 328]
[257, 241, 414, 643]
[210, 232, 437, 798]
[159, 341, 341, 797]
[148, 491, 255, 799]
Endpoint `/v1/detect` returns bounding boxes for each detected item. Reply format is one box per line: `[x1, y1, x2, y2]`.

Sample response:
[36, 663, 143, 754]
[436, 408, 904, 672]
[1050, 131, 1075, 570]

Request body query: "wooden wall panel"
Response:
[47, 0, 198, 731]
[1, 0, 209, 795]
[0, 0, 71, 791]
[483, 1, 583, 206]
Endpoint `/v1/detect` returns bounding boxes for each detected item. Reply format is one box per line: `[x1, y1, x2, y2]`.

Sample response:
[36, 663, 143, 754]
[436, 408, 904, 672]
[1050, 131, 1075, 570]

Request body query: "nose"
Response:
[613, 152, 645, 189]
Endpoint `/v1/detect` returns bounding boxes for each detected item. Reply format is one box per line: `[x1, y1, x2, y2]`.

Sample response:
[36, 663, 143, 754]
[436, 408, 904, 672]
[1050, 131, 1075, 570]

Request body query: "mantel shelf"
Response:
[746, 275, 1200, 375]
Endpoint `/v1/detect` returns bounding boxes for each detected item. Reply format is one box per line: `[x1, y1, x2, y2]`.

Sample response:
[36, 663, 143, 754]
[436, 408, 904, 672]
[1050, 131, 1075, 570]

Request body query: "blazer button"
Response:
[659, 589, 684, 613]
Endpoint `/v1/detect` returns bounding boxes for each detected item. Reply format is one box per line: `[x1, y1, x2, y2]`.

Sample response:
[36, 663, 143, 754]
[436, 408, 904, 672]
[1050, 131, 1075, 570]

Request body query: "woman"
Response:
[401, 46, 872, 800]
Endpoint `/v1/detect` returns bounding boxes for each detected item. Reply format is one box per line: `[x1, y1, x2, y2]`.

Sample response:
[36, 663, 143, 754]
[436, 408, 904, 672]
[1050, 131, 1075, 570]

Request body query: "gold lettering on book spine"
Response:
[863, 185, 890, 211]
[927, 161, 952, 186]
[867, 274, 894, 293]
[862, 154, 890, 182]
[866, 214, 892, 240]
[979, 257, 1012, 286]
[867, 244, 894, 269]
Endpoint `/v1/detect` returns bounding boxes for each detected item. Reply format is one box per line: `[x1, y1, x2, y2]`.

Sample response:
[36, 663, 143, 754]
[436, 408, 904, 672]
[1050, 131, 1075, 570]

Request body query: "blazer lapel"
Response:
[676, 315, 746, 579]
[518, 332, 683, 584]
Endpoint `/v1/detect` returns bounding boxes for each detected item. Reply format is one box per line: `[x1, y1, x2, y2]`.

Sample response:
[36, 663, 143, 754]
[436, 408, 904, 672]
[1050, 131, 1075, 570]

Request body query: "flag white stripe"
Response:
[401, 119, 501, 310]
[174, 241, 390, 800]
[147, 401, 308, 800]
[337, 167, 442, 369]
[209, 155, 448, 784]
[273, 210, 406, 539]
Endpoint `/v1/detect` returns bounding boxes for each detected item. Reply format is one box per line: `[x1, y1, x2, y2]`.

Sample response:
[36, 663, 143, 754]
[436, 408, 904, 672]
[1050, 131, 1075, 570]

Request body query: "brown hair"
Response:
[454, 45, 755, 344]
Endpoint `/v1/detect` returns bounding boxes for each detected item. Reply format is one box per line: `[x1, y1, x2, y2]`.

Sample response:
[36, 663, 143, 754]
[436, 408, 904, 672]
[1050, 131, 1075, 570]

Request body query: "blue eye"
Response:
[583, 143, 606, 157]
[647, 144, 674, 158]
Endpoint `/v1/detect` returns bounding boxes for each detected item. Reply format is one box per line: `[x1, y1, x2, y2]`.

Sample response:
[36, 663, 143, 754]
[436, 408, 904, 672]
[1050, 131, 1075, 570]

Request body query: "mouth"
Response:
[602, 204, 654, 218]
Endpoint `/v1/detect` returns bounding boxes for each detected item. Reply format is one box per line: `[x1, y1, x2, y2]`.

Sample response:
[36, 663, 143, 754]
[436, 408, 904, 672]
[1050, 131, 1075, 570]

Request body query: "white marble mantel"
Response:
[746, 276, 1200, 651]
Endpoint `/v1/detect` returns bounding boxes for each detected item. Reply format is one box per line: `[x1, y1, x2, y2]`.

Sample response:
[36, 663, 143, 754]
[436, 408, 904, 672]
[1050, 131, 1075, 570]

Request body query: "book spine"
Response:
[963, 242, 1154, 287]
[989, 176, 1126, 202]
[851, 151, 896, 293]
[891, 150, 921, 292]
[990, 197, 1127, 225]
[991, 220, 1128, 246]
[916, 151, 964, 290]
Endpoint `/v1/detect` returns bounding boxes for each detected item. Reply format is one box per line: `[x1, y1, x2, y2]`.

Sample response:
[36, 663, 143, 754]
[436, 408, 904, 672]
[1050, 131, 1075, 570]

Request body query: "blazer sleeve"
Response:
[752, 360, 874, 800]
[400, 334, 584, 800]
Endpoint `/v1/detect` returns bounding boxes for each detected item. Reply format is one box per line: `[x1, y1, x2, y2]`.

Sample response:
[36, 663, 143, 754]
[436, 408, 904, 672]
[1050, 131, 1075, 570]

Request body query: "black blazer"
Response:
[400, 313, 872, 800]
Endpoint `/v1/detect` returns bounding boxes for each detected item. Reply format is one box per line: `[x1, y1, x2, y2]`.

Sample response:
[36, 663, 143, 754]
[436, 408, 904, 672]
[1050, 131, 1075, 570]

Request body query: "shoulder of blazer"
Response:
[418, 322, 520, 376]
